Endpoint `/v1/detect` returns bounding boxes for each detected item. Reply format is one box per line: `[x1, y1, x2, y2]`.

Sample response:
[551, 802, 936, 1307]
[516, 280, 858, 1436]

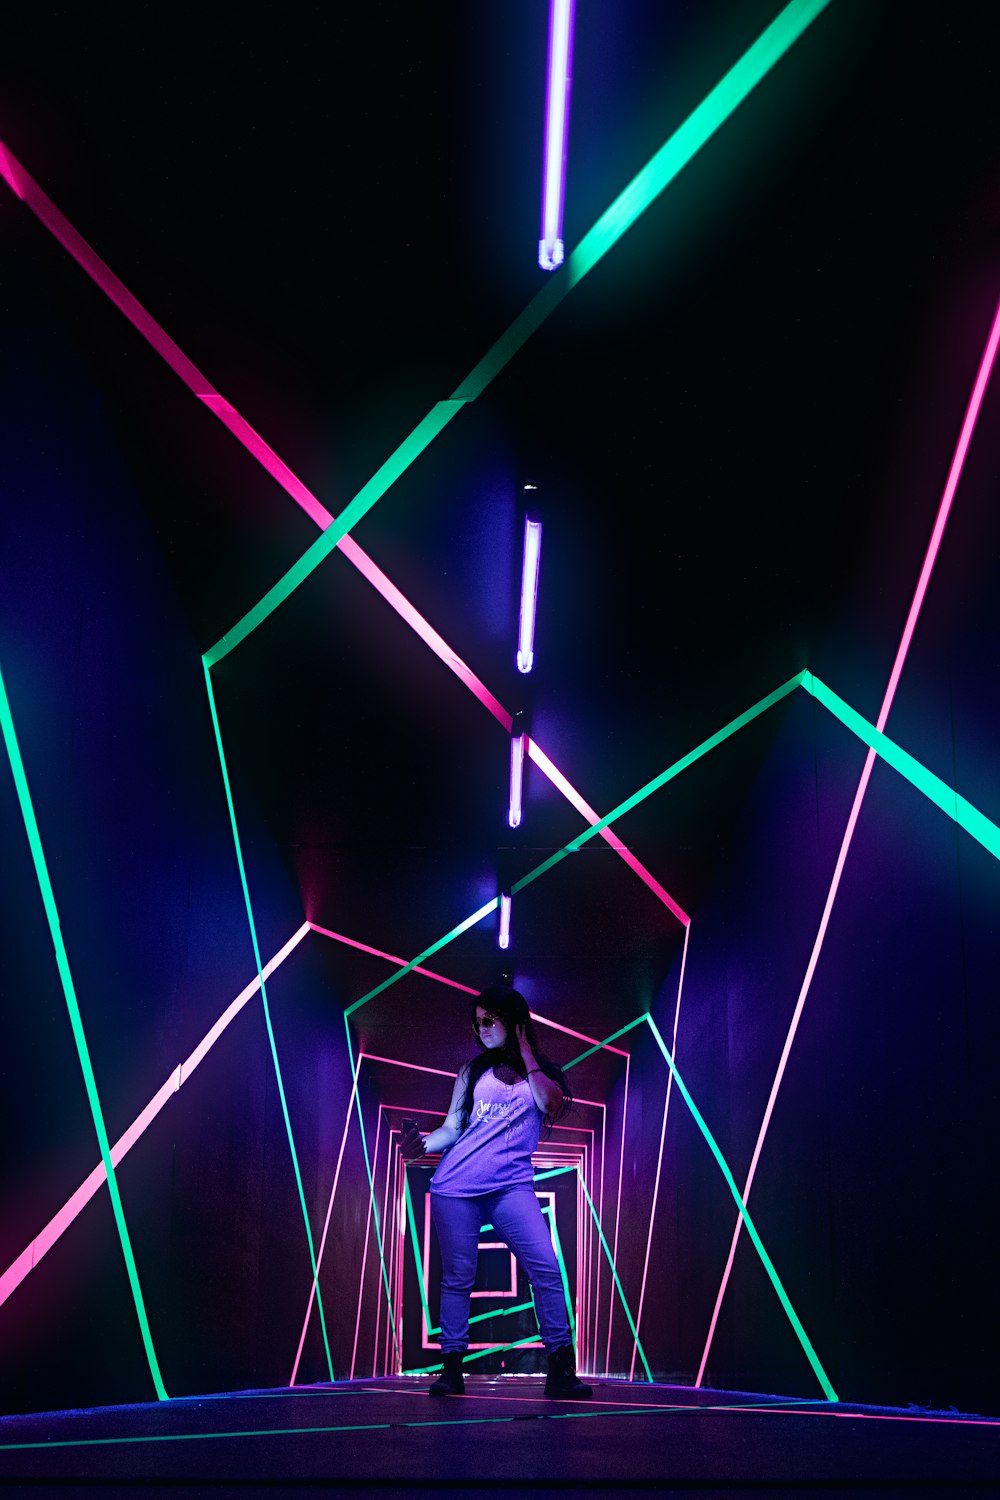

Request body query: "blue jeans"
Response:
[430, 1184, 571, 1354]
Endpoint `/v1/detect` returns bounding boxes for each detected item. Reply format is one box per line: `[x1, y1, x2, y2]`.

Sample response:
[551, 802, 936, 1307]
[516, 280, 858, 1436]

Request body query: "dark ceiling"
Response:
[3, 1, 999, 1047]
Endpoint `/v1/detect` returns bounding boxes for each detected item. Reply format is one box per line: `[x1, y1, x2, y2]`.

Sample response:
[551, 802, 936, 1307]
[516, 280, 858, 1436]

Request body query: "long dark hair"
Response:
[460, 983, 572, 1129]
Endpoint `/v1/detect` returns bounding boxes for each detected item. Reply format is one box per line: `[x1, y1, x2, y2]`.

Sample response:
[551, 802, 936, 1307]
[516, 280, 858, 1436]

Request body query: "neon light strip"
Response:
[307, 923, 477, 992]
[697, 293, 1000, 1389]
[498, 891, 512, 949]
[0, 661, 169, 1401]
[202, 665, 334, 1379]
[644, 1015, 836, 1401]
[289, 1045, 364, 1385]
[517, 518, 543, 670]
[630, 922, 690, 1379]
[539, 0, 576, 271]
[508, 731, 525, 827]
[803, 674, 1000, 858]
[1, 922, 309, 1313]
[352, 1108, 391, 1375]
[603, 1049, 630, 1375]
[343, 1017, 401, 1365]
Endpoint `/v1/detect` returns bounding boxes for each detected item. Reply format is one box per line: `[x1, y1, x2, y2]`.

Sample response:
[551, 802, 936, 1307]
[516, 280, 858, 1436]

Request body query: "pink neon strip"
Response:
[307, 923, 478, 993]
[291, 1053, 453, 1385]
[697, 292, 1000, 1389]
[0, 145, 685, 926]
[604, 1050, 630, 1375]
[530, 1009, 628, 1056]
[289, 1046, 364, 1386]
[630, 924, 690, 1380]
[0, 922, 310, 1311]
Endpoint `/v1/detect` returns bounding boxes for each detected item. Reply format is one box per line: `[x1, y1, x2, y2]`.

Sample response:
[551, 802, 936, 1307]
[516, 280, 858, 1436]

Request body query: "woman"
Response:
[401, 983, 592, 1399]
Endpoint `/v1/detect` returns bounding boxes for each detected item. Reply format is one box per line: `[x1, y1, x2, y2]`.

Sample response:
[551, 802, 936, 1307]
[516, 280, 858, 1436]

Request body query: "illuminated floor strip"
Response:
[0, 664, 168, 1401]
[0, 923, 309, 1312]
[696, 290, 1000, 1390]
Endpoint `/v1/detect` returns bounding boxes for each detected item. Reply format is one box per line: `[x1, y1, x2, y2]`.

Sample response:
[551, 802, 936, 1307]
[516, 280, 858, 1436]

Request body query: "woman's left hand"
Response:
[516, 1022, 535, 1064]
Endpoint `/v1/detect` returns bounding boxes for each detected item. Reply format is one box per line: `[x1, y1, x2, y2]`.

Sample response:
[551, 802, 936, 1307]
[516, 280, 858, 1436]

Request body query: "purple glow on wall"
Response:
[539, 0, 577, 271]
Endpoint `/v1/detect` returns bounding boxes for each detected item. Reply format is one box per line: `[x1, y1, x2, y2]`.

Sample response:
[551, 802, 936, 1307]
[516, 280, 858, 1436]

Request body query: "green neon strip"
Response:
[563, 1014, 649, 1071]
[203, 402, 464, 666]
[577, 1168, 653, 1383]
[344, 898, 497, 1016]
[644, 1015, 837, 1401]
[801, 673, 1000, 860]
[0, 662, 169, 1401]
[404, 1335, 542, 1377]
[348, 674, 804, 1023]
[204, 0, 832, 664]
[202, 664, 334, 1379]
[344, 1016, 401, 1363]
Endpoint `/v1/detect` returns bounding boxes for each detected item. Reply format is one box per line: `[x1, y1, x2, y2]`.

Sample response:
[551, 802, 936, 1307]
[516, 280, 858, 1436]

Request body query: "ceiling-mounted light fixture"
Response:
[539, 0, 576, 271]
[509, 709, 526, 829]
[498, 891, 512, 950]
[517, 515, 543, 674]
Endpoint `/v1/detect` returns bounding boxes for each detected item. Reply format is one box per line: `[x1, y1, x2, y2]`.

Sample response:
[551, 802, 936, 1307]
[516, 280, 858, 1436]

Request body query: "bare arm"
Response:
[421, 1064, 470, 1154]
[517, 1024, 567, 1120]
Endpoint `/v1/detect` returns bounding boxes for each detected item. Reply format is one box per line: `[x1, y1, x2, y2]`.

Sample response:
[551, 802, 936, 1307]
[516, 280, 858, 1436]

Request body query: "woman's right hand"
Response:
[401, 1124, 427, 1160]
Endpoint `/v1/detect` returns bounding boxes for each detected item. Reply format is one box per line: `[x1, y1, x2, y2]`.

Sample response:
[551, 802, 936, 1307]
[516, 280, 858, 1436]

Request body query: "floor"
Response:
[1, 1375, 997, 1497]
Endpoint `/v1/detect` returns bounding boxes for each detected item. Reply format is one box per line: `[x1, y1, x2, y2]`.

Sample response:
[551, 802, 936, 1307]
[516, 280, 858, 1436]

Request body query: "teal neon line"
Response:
[203, 402, 464, 666]
[344, 1016, 401, 1364]
[0, 662, 169, 1402]
[347, 674, 805, 1023]
[204, 1, 832, 665]
[403, 1335, 541, 1377]
[801, 673, 1000, 860]
[344, 898, 497, 1017]
[644, 1015, 837, 1401]
[202, 664, 334, 1379]
[563, 1014, 649, 1071]
[578, 1168, 653, 1383]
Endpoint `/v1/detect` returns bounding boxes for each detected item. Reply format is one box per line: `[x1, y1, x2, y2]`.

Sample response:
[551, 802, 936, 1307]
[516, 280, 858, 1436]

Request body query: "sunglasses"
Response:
[474, 1014, 502, 1032]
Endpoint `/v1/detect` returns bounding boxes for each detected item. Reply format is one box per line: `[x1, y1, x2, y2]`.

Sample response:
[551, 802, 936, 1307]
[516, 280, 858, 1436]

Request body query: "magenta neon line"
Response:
[630, 924, 690, 1380]
[696, 295, 1000, 1389]
[603, 1049, 631, 1374]
[539, 0, 576, 271]
[530, 1010, 629, 1057]
[289, 1045, 364, 1385]
[0, 921, 309, 1313]
[308, 923, 478, 993]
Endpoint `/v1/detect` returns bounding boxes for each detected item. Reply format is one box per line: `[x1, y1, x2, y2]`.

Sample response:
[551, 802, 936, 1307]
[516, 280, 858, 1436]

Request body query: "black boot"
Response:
[544, 1345, 592, 1399]
[428, 1351, 465, 1396]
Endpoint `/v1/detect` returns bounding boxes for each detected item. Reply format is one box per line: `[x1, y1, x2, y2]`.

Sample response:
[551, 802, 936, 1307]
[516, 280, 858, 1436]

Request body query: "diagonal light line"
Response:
[803, 674, 1000, 858]
[343, 1017, 401, 1366]
[307, 923, 478, 991]
[644, 1016, 836, 1400]
[577, 1167, 653, 1382]
[0, 923, 309, 1312]
[202, 665, 334, 1379]
[697, 290, 1000, 1389]
[0, 662, 168, 1399]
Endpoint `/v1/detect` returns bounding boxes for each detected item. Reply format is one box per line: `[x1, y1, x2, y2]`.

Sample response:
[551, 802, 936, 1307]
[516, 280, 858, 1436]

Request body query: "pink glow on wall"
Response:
[696, 291, 1000, 1390]
[0, 922, 310, 1312]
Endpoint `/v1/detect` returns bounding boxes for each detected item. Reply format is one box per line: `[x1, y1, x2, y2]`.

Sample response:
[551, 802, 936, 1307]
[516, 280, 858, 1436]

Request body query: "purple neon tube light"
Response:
[509, 731, 525, 828]
[696, 291, 1000, 1389]
[517, 518, 543, 672]
[539, 0, 577, 271]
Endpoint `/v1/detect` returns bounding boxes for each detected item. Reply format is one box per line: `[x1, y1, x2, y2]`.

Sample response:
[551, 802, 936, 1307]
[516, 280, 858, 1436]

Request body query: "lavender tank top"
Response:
[429, 1067, 544, 1196]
